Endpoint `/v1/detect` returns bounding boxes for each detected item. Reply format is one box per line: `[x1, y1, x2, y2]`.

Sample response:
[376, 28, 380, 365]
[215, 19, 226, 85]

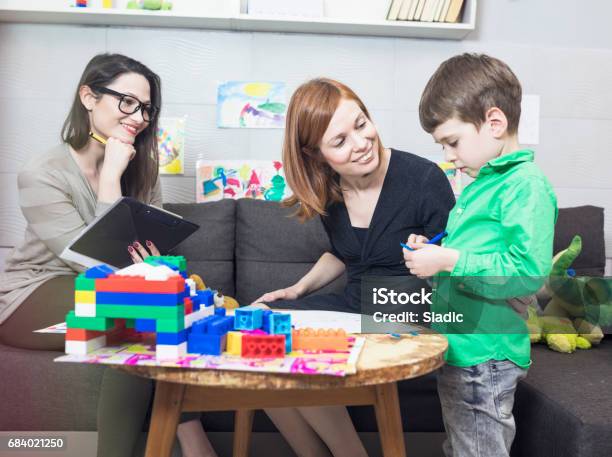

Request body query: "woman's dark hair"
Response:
[62, 53, 161, 201]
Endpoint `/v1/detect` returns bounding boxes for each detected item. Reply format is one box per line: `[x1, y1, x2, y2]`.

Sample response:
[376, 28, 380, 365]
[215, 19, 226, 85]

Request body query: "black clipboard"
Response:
[60, 197, 199, 269]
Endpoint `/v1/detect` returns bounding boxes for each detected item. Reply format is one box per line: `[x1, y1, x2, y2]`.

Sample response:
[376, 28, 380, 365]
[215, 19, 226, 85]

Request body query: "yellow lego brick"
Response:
[75, 290, 96, 304]
[227, 331, 242, 356]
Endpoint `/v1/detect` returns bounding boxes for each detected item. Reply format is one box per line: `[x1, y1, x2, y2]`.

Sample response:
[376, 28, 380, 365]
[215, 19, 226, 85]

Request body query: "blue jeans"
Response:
[437, 360, 528, 457]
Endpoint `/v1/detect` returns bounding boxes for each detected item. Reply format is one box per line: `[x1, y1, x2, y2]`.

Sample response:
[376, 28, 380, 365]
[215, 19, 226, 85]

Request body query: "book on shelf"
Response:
[433, 0, 446, 22]
[413, 0, 427, 21]
[407, 0, 420, 20]
[439, 0, 452, 21]
[420, 0, 439, 22]
[387, 0, 404, 20]
[387, 0, 465, 23]
[445, 0, 465, 22]
[397, 0, 413, 21]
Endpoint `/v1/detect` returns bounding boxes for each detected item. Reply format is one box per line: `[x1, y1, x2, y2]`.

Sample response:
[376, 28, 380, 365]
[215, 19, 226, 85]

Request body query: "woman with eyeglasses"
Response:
[0, 53, 217, 457]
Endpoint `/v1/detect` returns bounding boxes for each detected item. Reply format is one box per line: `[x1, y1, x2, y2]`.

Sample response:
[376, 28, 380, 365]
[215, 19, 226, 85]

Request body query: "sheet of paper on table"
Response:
[284, 310, 362, 333]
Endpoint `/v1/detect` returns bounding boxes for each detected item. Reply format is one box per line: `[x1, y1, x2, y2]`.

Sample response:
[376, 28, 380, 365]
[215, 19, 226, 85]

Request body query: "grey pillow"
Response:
[554, 206, 605, 277]
[164, 200, 236, 296]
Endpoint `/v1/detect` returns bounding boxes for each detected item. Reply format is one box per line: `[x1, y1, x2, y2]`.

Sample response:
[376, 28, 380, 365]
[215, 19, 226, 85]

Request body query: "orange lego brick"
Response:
[292, 328, 349, 351]
[95, 275, 185, 293]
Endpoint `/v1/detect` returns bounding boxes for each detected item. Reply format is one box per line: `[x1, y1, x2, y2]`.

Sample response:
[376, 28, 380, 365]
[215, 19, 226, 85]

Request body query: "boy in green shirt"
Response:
[403, 54, 557, 456]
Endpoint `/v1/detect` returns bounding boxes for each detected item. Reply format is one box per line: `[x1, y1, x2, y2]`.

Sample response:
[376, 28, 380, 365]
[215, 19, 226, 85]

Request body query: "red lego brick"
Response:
[66, 328, 107, 342]
[241, 334, 285, 358]
[95, 275, 185, 294]
[184, 297, 193, 315]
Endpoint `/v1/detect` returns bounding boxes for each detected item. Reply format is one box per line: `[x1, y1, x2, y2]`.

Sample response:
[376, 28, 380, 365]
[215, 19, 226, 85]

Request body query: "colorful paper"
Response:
[55, 336, 365, 376]
[217, 81, 286, 129]
[196, 160, 292, 202]
[34, 322, 67, 334]
[157, 117, 186, 175]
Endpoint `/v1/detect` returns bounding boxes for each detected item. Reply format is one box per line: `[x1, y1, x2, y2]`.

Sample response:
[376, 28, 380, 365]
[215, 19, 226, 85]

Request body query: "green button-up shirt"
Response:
[433, 149, 558, 368]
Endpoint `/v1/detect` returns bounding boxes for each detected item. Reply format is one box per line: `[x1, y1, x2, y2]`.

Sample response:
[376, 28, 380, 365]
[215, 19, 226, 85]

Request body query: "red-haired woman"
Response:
[253, 78, 455, 456]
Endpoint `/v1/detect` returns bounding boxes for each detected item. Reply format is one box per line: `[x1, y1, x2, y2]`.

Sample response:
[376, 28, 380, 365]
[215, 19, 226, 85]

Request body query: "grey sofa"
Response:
[1, 199, 610, 457]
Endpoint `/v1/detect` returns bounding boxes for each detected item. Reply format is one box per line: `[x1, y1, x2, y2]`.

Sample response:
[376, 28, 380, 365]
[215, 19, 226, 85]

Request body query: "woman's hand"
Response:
[128, 240, 160, 264]
[100, 137, 136, 181]
[252, 284, 303, 306]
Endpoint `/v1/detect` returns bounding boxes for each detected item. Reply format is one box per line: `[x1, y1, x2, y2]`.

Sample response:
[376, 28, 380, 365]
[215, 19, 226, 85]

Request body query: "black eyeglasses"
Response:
[91, 86, 159, 122]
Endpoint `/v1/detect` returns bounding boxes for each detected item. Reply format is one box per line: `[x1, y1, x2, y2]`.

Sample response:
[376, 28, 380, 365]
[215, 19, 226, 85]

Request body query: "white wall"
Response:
[1, 0, 611, 273]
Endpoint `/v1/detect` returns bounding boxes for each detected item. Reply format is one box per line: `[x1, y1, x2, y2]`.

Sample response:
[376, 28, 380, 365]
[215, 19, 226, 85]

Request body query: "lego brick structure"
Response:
[64, 257, 349, 360]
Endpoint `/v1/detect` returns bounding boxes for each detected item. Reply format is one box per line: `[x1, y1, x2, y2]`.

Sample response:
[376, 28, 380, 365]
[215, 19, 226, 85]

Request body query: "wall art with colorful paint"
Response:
[196, 160, 292, 202]
[157, 116, 186, 175]
[438, 161, 463, 195]
[217, 81, 286, 128]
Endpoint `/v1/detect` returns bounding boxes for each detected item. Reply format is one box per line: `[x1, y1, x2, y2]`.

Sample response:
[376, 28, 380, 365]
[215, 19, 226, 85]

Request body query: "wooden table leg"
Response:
[374, 382, 406, 457]
[145, 381, 186, 457]
[233, 409, 255, 457]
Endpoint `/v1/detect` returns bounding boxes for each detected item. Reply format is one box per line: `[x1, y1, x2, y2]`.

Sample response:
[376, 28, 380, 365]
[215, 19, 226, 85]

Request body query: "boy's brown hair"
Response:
[282, 78, 384, 221]
[419, 53, 522, 135]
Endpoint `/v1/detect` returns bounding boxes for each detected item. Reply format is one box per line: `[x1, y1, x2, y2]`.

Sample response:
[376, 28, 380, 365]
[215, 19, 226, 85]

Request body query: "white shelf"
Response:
[0, 1, 476, 40]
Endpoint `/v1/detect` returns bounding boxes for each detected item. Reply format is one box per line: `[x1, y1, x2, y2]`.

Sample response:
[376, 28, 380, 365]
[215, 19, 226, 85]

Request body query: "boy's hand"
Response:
[403, 243, 460, 278]
[406, 233, 429, 249]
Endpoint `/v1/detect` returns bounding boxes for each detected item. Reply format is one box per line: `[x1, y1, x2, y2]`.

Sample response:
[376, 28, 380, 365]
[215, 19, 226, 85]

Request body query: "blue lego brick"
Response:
[197, 290, 214, 307]
[187, 333, 226, 355]
[269, 313, 291, 335]
[191, 315, 219, 334]
[215, 307, 226, 316]
[135, 318, 156, 332]
[234, 308, 263, 331]
[191, 296, 201, 312]
[262, 310, 273, 333]
[207, 316, 234, 335]
[85, 264, 114, 279]
[157, 330, 187, 345]
[96, 291, 183, 306]
[284, 332, 292, 353]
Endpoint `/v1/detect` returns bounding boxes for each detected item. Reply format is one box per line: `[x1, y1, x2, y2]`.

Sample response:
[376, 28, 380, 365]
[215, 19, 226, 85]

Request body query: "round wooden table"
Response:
[118, 332, 447, 457]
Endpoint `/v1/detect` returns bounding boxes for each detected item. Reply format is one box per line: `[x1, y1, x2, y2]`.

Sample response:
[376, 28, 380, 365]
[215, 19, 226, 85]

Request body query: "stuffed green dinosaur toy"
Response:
[527, 235, 611, 353]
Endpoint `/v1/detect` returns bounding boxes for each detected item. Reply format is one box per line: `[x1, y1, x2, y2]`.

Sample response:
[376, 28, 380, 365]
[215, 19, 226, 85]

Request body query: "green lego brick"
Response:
[125, 318, 135, 328]
[145, 255, 187, 273]
[156, 318, 185, 332]
[95, 304, 184, 320]
[66, 311, 114, 331]
[75, 274, 96, 291]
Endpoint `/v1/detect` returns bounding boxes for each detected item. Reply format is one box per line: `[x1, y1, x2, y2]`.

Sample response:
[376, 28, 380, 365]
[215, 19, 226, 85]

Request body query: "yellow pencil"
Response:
[89, 131, 107, 145]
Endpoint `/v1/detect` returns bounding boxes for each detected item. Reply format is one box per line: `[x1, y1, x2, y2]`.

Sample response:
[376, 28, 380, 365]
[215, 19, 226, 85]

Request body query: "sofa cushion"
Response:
[512, 342, 612, 457]
[554, 206, 606, 276]
[235, 199, 345, 305]
[164, 200, 236, 297]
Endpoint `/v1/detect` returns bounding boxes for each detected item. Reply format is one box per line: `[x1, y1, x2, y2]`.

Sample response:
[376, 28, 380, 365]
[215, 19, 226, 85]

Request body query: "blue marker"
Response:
[400, 231, 448, 251]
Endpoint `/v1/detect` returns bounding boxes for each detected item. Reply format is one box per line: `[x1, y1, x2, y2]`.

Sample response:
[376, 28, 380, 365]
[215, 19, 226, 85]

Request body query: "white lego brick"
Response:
[185, 278, 196, 296]
[156, 342, 187, 360]
[65, 335, 107, 355]
[75, 303, 96, 317]
[184, 305, 215, 328]
[115, 263, 179, 280]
